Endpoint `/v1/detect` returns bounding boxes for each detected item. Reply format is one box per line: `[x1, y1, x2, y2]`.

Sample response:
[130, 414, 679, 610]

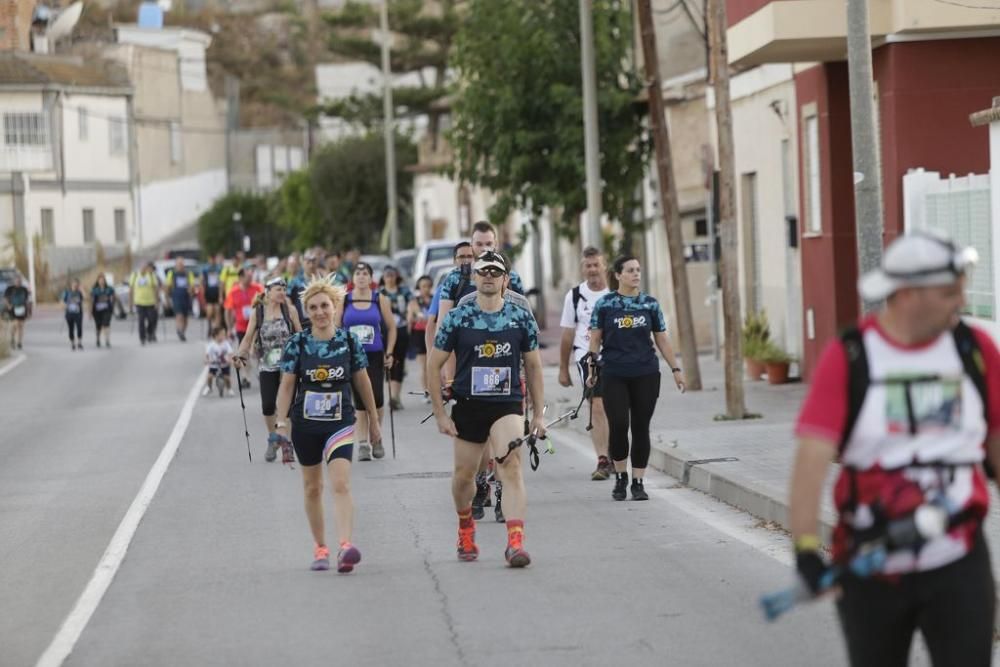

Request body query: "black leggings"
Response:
[389, 329, 409, 383]
[836, 531, 994, 667]
[259, 370, 280, 417]
[65, 313, 83, 341]
[602, 372, 660, 469]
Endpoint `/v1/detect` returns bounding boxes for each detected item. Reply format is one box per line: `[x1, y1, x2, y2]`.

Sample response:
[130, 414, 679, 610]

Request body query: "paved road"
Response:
[2, 311, 941, 666]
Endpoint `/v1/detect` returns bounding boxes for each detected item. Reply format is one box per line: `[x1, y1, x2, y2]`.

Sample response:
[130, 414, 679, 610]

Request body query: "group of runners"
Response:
[253, 219, 686, 575]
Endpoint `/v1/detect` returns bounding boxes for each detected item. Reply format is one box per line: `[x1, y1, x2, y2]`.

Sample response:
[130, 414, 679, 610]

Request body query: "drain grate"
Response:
[391, 471, 453, 479]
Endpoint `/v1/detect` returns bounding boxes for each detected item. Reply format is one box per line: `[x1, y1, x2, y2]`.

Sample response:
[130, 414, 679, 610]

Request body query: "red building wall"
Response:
[795, 63, 860, 379]
[875, 38, 1000, 240]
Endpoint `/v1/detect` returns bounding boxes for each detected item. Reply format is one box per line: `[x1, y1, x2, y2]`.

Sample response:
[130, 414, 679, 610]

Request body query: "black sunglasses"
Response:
[476, 267, 506, 278]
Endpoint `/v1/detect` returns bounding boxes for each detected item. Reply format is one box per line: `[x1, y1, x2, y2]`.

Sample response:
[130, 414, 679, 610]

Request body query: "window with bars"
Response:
[41, 208, 54, 244]
[109, 118, 126, 155]
[114, 209, 126, 243]
[83, 208, 95, 244]
[3, 113, 48, 146]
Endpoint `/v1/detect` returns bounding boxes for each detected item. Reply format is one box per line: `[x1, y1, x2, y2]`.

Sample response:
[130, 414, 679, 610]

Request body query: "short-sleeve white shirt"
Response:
[559, 281, 610, 362]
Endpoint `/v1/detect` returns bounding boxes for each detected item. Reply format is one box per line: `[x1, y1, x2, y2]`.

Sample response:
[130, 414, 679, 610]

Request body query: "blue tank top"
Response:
[279, 330, 368, 433]
[343, 292, 385, 353]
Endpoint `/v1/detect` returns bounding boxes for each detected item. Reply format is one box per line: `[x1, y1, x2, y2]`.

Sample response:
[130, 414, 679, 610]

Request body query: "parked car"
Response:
[414, 240, 458, 281]
[425, 258, 456, 289]
[164, 247, 201, 262]
[393, 248, 417, 282]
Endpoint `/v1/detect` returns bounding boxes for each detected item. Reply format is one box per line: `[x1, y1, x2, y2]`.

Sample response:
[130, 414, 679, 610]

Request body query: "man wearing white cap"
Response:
[787, 231, 1000, 665]
[429, 250, 546, 568]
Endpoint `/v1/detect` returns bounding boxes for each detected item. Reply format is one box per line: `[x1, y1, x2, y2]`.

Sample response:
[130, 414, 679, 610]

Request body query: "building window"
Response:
[804, 114, 821, 234]
[83, 208, 95, 243]
[3, 112, 48, 146]
[109, 118, 126, 155]
[114, 209, 126, 243]
[695, 218, 708, 237]
[169, 122, 182, 164]
[41, 208, 54, 244]
[78, 107, 88, 141]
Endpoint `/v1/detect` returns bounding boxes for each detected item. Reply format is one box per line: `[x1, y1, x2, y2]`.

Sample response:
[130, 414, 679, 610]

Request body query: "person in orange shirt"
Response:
[225, 268, 264, 347]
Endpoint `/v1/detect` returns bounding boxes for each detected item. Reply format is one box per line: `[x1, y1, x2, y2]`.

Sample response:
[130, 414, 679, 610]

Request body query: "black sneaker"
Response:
[612, 472, 628, 501]
[631, 478, 649, 501]
[494, 480, 505, 523]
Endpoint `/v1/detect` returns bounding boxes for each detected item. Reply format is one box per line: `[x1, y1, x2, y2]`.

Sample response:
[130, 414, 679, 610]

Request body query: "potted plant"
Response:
[760, 341, 793, 385]
[742, 311, 771, 380]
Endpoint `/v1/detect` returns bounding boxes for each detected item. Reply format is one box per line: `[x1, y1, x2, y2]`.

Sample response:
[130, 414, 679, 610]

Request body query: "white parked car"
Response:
[414, 240, 458, 282]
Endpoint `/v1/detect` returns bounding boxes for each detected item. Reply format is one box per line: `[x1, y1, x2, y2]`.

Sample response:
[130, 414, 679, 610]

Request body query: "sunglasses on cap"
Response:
[266, 277, 287, 289]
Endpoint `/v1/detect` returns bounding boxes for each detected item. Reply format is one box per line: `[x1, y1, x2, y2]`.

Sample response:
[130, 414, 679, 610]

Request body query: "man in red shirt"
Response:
[225, 268, 264, 347]
[788, 232, 1000, 665]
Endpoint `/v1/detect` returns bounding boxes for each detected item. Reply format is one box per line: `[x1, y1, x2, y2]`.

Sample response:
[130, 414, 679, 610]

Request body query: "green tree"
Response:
[275, 170, 322, 250]
[197, 192, 281, 257]
[318, 0, 458, 130]
[448, 0, 648, 241]
[305, 133, 417, 252]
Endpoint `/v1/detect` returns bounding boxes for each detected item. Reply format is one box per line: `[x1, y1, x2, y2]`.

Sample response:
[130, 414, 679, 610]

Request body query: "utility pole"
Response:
[579, 0, 603, 251]
[846, 0, 883, 312]
[636, 0, 702, 391]
[380, 0, 399, 257]
[707, 0, 747, 417]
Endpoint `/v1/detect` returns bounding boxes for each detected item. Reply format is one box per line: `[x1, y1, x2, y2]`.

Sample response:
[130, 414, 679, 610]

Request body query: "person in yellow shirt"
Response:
[130, 262, 160, 345]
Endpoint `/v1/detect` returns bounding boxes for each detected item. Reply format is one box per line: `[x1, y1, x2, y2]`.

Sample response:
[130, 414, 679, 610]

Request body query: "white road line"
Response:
[0, 352, 26, 378]
[36, 369, 207, 667]
[545, 428, 792, 567]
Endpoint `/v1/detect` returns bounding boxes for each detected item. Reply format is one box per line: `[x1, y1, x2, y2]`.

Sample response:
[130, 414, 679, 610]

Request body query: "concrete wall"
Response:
[136, 168, 227, 249]
[0, 0, 34, 51]
[229, 127, 308, 194]
[60, 93, 131, 183]
[730, 65, 803, 360]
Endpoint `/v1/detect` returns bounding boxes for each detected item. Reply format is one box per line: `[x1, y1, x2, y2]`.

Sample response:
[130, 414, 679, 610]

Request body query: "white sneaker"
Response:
[227, 389, 235, 397]
[358, 442, 372, 461]
[201, 386, 211, 397]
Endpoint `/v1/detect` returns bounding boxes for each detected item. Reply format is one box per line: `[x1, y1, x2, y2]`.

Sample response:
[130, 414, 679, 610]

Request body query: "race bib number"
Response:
[67, 302, 81, 313]
[95, 301, 109, 311]
[242, 306, 252, 320]
[471, 366, 512, 396]
[303, 391, 343, 421]
[263, 347, 282, 368]
[175, 276, 188, 289]
[12, 305, 25, 317]
[207, 274, 219, 288]
[350, 325, 376, 346]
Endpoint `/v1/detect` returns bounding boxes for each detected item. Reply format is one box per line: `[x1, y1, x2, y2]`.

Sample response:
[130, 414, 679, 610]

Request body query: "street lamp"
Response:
[231, 211, 245, 256]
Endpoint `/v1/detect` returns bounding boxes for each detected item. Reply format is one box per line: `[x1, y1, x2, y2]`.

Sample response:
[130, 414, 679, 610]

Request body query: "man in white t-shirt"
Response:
[559, 246, 612, 480]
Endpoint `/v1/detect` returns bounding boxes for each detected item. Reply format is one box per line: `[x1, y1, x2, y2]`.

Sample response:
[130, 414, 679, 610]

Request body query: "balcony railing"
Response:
[0, 145, 54, 172]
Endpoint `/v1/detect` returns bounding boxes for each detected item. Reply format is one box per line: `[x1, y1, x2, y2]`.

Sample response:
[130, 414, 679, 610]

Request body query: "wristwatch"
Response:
[275, 420, 288, 429]
[671, 367, 682, 374]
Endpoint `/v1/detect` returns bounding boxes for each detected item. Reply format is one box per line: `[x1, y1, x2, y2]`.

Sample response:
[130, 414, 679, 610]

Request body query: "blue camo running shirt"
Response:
[590, 292, 667, 377]
[434, 299, 538, 403]
[280, 329, 368, 433]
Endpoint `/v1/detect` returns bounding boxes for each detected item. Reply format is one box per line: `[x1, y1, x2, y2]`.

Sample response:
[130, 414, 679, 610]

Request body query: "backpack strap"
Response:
[840, 326, 869, 454]
[571, 285, 584, 323]
[280, 301, 293, 331]
[255, 301, 265, 353]
[953, 320, 993, 478]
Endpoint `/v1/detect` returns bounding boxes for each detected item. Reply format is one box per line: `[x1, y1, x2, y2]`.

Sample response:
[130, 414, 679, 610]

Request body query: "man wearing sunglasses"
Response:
[789, 231, 1000, 665]
[429, 251, 546, 568]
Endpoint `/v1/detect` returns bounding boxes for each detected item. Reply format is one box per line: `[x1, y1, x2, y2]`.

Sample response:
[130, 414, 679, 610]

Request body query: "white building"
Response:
[0, 52, 135, 276]
[105, 25, 228, 250]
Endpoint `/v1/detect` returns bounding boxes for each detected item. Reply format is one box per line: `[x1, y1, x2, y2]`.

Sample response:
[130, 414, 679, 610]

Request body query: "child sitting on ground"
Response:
[203, 326, 234, 397]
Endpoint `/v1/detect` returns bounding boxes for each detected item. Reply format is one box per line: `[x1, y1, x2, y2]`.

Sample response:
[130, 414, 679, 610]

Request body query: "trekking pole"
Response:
[235, 366, 252, 461]
[495, 402, 585, 470]
[386, 364, 396, 459]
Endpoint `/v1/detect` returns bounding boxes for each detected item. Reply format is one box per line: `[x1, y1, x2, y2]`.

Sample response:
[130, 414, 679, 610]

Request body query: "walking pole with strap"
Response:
[495, 393, 589, 471]
[412, 382, 455, 424]
[235, 366, 252, 461]
[579, 352, 600, 432]
[386, 362, 396, 459]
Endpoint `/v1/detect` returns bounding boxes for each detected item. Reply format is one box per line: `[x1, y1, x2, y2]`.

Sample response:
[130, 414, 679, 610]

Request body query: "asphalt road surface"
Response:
[1, 310, 945, 666]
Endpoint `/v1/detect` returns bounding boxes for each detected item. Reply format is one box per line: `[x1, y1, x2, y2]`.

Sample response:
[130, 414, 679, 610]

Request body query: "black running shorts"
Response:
[291, 426, 355, 466]
[451, 399, 523, 444]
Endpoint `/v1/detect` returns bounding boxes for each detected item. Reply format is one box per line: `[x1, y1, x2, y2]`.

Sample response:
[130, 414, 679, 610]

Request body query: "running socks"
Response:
[457, 507, 478, 561]
[505, 519, 530, 568]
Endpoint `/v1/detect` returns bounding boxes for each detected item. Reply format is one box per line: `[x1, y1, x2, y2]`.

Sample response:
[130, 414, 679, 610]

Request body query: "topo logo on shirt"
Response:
[614, 315, 647, 329]
[475, 340, 513, 359]
[306, 365, 346, 383]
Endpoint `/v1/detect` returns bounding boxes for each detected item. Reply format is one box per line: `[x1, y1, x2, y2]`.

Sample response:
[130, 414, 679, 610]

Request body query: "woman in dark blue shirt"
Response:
[588, 256, 686, 502]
